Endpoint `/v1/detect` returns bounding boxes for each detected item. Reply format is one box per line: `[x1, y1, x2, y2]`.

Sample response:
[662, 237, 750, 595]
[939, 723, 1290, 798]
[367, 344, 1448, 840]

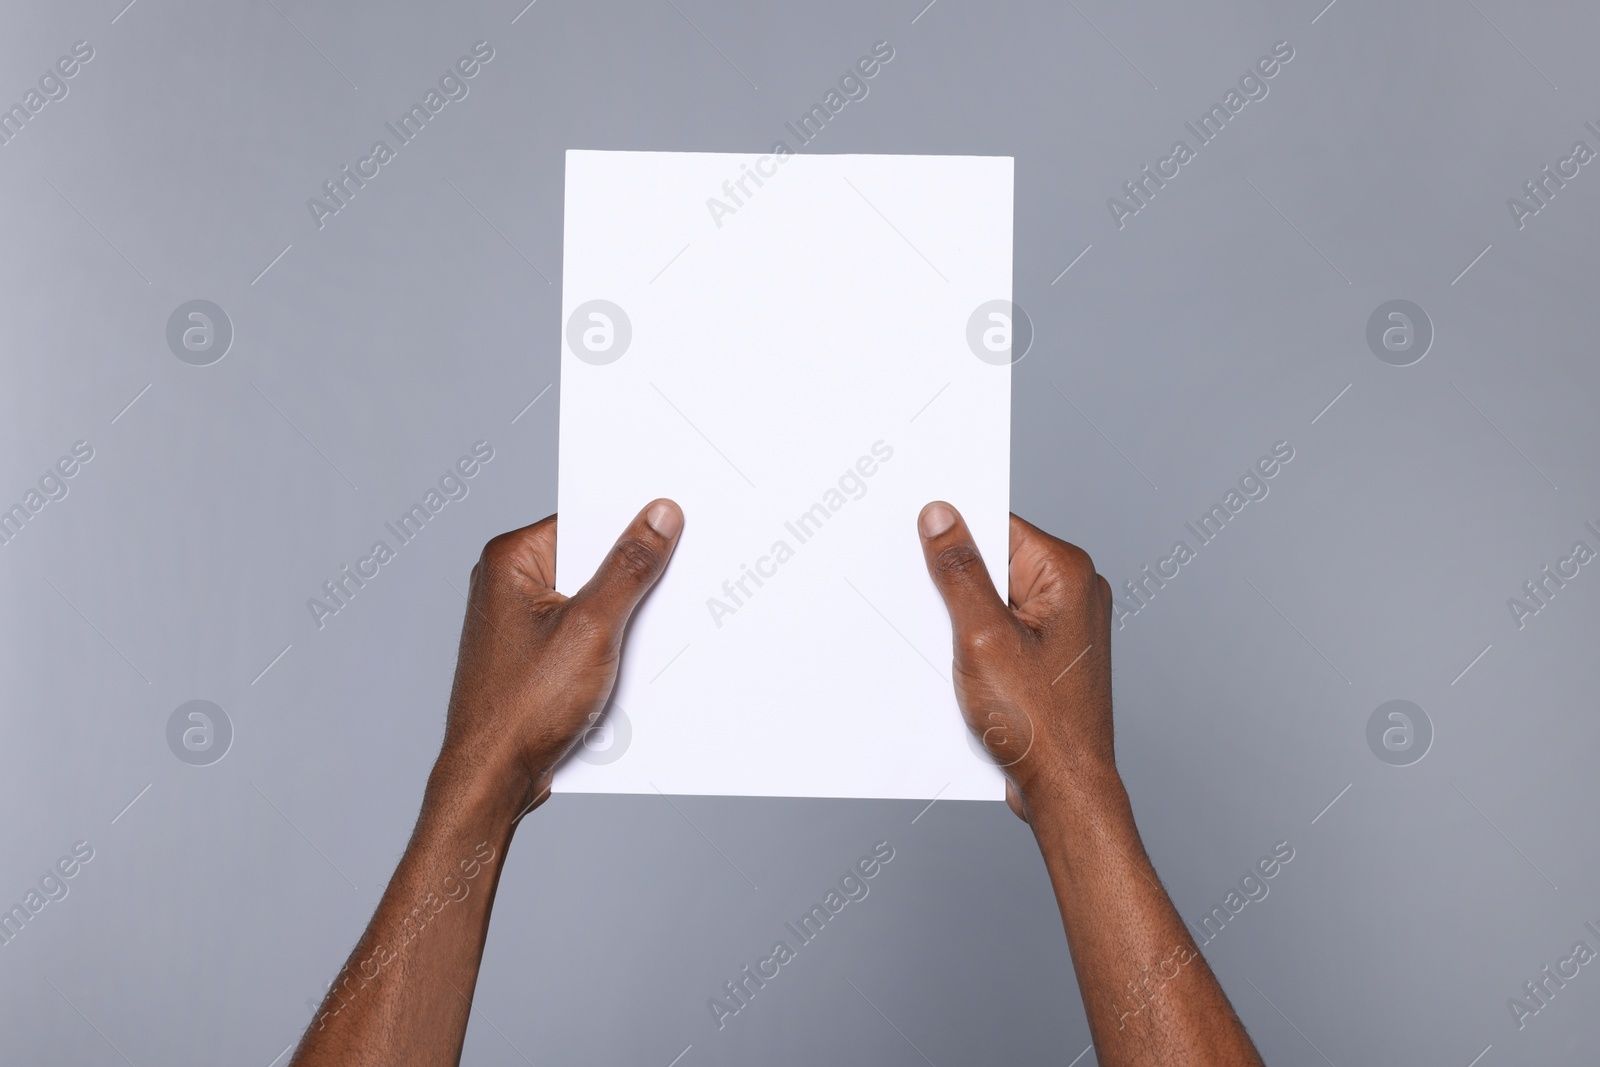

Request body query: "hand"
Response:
[427, 499, 684, 820]
[289, 500, 683, 1067]
[916, 502, 1117, 822]
[917, 502, 1265, 1066]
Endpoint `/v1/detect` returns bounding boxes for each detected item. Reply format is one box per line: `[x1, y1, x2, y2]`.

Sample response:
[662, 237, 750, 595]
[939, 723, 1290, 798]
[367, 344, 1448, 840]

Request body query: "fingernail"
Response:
[646, 501, 682, 538]
[920, 503, 956, 538]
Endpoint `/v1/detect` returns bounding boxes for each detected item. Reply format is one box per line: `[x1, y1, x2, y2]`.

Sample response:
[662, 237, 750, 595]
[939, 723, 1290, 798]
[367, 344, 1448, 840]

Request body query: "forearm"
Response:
[1027, 772, 1262, 1067]
[288, 504, 682, 1064]
[290, 769, 522, 1067]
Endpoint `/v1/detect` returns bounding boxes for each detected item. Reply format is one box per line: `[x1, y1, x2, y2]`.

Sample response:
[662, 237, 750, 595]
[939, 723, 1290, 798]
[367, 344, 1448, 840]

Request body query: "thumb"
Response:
[571, 499, 683, 634]
[917, 501, 1011, 646]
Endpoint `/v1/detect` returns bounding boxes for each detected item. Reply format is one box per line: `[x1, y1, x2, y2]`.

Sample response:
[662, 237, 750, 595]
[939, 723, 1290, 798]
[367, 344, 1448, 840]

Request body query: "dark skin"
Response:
[290, 500, 685, 1065]
[290, 499, 1263, 1066]
[915, 501, 1263, 1065]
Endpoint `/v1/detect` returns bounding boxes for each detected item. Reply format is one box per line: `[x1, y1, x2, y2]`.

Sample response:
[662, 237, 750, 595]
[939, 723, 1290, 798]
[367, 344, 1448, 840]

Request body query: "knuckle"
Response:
[560, 600, 611, 645]
[934, 542, 987, 580]
[1058, 542, 1097, 580]
[476, 527, 553, 594]
[1053, 543, 1101, 599]
[477, 532, 523, 577]
[474, 555, 518, 594]
[609, 537, 662, 584]
[958, 620, 1013, 659]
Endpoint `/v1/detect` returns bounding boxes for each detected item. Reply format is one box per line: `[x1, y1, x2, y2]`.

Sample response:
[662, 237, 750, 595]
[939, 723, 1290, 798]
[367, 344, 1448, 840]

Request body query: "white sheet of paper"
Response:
[554, 149, 1012, 800]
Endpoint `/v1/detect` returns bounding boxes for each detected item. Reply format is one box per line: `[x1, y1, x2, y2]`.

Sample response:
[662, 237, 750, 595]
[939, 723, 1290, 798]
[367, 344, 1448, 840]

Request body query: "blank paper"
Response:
[554, 149, 1011, 800]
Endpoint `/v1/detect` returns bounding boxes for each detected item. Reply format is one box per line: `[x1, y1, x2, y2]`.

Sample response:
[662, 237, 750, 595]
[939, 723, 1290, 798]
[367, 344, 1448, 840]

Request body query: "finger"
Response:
[1007, 512, 1099, 618]
[472, 514, 559, 592]
[1007, 513, 1059, 612]
[918, 501, 1011, 637]
[571, 499, 684, 631]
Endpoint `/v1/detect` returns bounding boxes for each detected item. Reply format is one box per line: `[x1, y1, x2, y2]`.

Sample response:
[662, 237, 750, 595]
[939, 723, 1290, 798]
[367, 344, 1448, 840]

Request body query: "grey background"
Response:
[1, 0, 1596, 1063]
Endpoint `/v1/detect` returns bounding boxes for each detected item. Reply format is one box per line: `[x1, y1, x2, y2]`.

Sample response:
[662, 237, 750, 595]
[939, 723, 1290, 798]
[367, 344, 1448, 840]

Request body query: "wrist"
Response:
[423, 749, 534, 839]
[1016, 758, 1134, 836]
[1022, 773, 1159, 900]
